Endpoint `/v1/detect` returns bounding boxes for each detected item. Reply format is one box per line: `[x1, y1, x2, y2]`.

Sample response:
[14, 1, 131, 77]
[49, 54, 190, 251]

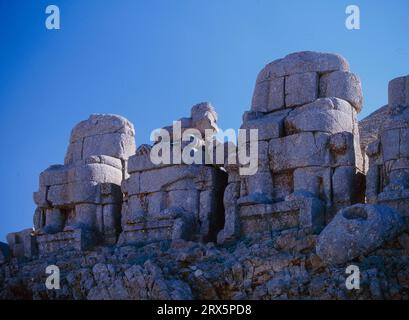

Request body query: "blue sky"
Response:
[0, 0, 408, 241]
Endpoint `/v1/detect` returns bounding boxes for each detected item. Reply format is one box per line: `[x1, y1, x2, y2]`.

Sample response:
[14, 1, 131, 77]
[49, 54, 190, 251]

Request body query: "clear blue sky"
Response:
[0, 0, 408, 241]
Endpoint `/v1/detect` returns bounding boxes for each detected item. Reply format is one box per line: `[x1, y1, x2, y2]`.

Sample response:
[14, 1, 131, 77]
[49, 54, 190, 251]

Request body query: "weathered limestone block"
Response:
[366, 76, 409, 215]
[33, 186, 48, 208]
[43, 208, 66, 234]
[271, 171, 294, 200]
[122, 163, 226, 244]
[127, 144, 161, 173]
[100, 183, 123, 204]
[239, 196, 325, 236]
[251, 77, 285, 113]
[168, 190, 200, 217]
[83, 133, 135, 162]
[389, 75, 409, 109]
[40, 162, 122, 187]
[316, 204, 404, 265]
[238, 140, 274, 205]
[138, 165, 207, 193]
[377, 127, 409, 162]
[319, 71, 363, 112]
[332, 166, 355, 204]
[77, 162, 122, 184]
[85, 155, 123, 170]
[329, 132, 358, 167]
[269, 132, 330, 172]
[231, 52, 364, 242]
[250, 51, 351, 117]
[74, 203, 98, 230]
[125, 195, 146, 221]
[285, 72, 318, 107]
[36, 227, 96, 254]
[46, 181, 100, 206]
[285, 192, 326, 232]
[7, 229, 37, 259]
[121, 103, 226, 244]
[33, 114, 134, 253]
[119, 208, 196, 244]
[238, 170, 274, 205]
[381, 129, 400, 161]
[33, 207, 46, 230]
[284, 98, 354, 135]
[0, 242, 10, 265]
[39, 165, 67, 186]
[293, 167, 332, 205]
[65, 114, 135, 165]
[256, 51, 349, 82]
[69, 114, 135, 142]
[241, 109, 288, 141]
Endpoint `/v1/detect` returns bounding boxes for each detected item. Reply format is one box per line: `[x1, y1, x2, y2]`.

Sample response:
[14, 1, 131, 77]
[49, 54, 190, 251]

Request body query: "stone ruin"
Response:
[26, 115, 135, 256]
[366, 75, 409, 215]
[1, 52, 409, 301]
[218, 52, 365, 242]
[120, 102, 227, 244]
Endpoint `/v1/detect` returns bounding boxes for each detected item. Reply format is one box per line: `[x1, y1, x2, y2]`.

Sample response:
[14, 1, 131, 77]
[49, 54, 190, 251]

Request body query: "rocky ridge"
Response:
[1, 52, 409, 300]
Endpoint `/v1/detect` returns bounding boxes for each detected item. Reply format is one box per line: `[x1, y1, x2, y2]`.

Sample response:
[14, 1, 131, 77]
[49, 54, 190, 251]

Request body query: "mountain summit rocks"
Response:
[1, 52, 409, 300]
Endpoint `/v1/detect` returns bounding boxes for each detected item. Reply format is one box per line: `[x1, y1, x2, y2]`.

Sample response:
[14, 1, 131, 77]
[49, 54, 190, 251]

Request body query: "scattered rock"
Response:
[316, 204, 404, 265]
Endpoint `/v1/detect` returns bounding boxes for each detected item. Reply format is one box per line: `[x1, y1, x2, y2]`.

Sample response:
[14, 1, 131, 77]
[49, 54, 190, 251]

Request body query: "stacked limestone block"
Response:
[26, 114, 136, 256]
[119, 103, 227, 244]
[5, 229, 37, 259]
[367, 75, 409, 216]
[234, 51, 364, 239]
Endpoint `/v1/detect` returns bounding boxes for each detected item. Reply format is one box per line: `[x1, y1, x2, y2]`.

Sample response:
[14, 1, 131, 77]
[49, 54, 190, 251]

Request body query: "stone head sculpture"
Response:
[32, 114, 136, 253]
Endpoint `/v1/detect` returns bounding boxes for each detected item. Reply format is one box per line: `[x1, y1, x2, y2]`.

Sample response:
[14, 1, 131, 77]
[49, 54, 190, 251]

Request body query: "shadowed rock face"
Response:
[2, 53, 409, 300]
[0, 242, 10, 264]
